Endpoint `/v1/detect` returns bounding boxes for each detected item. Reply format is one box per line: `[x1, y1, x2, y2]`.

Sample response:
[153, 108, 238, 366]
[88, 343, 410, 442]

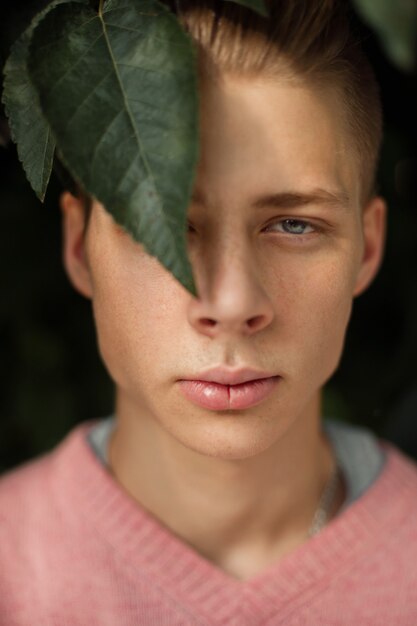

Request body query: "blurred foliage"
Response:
[226, 0, 269, 16]
[0, 0, 416, 473]
[0, 158, 114, 473]
[352, 0, 417, 72]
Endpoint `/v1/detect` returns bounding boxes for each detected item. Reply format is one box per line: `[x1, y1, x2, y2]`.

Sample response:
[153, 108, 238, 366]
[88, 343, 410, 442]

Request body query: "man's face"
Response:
[62, 75, 385, 459]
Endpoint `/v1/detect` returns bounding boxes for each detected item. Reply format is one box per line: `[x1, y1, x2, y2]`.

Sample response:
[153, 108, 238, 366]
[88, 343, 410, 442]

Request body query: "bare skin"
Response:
[60, 74, 386, 581]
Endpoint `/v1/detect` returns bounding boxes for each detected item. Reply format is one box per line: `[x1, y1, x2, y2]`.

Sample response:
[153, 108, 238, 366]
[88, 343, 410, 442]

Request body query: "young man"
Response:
[1, 1, 417, 623]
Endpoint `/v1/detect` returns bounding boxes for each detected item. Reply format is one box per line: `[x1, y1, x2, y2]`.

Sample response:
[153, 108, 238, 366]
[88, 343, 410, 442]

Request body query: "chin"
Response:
[161, 410, 294, 461]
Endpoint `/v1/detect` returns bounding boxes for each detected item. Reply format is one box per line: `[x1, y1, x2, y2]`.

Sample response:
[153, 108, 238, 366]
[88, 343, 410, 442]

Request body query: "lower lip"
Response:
[177, 376, 281, 411]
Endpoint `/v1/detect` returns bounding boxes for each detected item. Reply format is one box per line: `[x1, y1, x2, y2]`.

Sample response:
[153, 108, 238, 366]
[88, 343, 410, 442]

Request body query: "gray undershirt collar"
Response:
[86, 415, 386, 511]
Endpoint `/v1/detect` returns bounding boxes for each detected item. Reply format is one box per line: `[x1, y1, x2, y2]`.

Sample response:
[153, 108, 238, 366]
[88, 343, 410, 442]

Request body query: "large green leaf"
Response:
[2, 0, 88, 201]
[352, 0, 417, 72]
[223, 0, 268, 17]
[28, 0, 199, 296]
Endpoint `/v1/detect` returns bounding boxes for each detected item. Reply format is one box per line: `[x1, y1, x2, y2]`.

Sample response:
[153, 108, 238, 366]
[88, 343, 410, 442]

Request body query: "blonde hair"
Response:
[171, 0, 383, 205]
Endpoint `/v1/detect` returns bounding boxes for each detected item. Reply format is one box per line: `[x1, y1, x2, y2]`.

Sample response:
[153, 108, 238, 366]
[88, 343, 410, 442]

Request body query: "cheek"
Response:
[89, 246, 183, 389]
[268, 249, 357, 381]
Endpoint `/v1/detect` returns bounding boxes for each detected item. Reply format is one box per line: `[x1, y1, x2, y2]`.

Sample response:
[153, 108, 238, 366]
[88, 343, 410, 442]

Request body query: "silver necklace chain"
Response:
[307, 463, 341, 538]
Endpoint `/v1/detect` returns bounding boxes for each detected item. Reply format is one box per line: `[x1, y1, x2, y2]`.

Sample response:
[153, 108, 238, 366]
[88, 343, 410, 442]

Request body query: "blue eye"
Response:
[266, 219, 315, 235]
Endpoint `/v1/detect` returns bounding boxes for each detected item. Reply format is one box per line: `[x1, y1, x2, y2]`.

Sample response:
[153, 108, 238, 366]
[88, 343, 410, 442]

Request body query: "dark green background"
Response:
[0, 1, 416, 474]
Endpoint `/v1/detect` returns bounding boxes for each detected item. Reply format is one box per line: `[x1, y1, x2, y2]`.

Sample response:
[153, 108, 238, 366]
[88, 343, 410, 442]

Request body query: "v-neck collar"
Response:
[50, 419, 414, 624]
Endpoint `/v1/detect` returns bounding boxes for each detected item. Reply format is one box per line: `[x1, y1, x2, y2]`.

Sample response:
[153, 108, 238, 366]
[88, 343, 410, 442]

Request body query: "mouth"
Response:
[177, 376, 281, 411]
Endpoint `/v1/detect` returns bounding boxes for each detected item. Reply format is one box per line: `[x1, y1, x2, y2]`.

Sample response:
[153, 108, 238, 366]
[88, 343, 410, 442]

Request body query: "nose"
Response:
[187, 239, 274, 340]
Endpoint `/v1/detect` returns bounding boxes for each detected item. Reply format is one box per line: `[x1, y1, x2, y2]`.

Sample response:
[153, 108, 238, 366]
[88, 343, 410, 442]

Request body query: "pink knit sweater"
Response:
[1, 419, 417, 625]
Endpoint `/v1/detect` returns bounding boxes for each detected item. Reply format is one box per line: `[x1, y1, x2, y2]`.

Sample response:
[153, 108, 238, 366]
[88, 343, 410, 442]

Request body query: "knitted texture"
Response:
[1, 418, 417, 625]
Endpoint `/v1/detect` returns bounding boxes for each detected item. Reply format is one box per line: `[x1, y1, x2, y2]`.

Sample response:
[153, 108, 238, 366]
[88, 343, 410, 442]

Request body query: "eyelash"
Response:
[262, 218, 317, 238]
[187, 218, 320, 240]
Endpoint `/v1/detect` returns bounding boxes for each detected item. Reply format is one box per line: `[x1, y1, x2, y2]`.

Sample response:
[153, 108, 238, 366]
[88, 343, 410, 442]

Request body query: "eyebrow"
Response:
[191, 188, 351, 211]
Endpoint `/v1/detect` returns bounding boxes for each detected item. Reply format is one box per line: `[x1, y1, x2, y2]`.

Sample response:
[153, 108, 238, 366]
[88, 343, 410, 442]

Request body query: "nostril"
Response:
[247, 315, 264, 329]
[200, 318, 216, 328]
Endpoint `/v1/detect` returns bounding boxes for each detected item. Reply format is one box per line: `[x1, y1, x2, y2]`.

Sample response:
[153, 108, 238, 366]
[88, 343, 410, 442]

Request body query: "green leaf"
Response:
[1, 0, 89, 201]
[223, 0, 269, 18]
[352, 0, 417, 72]
[28, 0, 199, 296]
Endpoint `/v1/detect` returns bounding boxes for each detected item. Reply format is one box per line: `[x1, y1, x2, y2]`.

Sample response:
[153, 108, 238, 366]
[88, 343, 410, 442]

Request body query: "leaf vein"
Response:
[63, 69, 114, 130]
[90, 109, 124, 171]
[111, 154, 141, 199]
[115, 61, 173, 76]
[99, 5, 165, 224]
[40, 128, 54, 190]
[29, 15, 98, 56]
[105, 22, 188, 47]
[44, 30, 104, 100]
[103, 7, 161, 17]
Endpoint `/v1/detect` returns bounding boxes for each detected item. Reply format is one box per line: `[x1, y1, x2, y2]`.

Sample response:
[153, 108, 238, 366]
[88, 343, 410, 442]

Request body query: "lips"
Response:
[184, 366, 277, 386]
[177, 368, 281, 411]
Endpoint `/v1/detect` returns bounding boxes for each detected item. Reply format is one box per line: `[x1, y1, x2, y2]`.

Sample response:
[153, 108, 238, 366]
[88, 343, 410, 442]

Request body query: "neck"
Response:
[108, 391, 343, 580]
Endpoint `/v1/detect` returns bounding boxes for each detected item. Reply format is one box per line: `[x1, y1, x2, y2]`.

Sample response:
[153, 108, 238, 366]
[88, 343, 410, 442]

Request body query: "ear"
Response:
[59, 191, 93, 299]
[353, 195, 387, 298]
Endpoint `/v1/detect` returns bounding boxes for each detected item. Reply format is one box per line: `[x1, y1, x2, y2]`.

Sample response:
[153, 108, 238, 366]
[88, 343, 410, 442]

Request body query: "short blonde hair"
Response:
[173, 0, 383, 205]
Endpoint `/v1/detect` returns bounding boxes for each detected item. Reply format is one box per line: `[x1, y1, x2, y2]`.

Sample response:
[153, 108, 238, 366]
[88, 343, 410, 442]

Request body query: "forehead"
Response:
[194, 74, 359, 212]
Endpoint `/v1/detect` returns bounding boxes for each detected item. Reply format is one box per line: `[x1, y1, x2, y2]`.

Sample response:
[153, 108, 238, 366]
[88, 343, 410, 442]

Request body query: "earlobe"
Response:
[59, 191, 93, 299]
[353, 196, 387, 298]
